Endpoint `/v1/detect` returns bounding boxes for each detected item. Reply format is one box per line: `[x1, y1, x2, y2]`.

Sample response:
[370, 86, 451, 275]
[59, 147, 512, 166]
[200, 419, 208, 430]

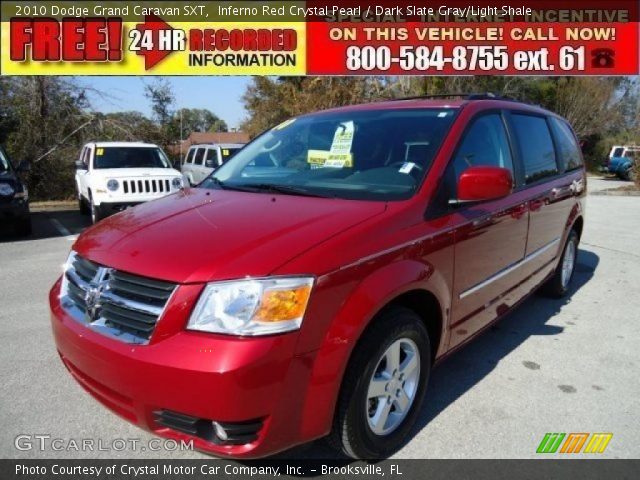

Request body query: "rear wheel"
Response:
[541, 230, 578, 298]
[328, 307, 431, 459]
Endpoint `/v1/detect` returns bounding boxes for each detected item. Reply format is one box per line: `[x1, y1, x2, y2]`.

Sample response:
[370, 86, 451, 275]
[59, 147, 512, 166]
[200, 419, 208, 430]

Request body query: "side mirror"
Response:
[205, 159, 216, 168]
[451, 166, 513, 205]
[75, 160, 87, 170]
[16, 160, 31, 173]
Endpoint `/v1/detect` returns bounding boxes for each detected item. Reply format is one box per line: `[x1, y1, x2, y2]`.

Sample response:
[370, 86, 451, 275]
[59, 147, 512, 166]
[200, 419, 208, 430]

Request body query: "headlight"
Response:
[107, 179, 119, 191]
[0, 183, 15, 197]
[59, 251, 76, 300]
[172, 177, 183, 189]
[187, 277, 314, 336]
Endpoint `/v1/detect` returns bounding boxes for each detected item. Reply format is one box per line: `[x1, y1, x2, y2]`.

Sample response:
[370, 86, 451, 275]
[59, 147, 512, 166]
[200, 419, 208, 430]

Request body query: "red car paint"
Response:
[50, 98, 586, 458]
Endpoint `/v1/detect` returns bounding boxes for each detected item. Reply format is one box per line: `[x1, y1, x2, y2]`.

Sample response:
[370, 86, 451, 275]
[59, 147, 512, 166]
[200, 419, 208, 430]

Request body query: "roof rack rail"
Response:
[389, 92, 524, 103]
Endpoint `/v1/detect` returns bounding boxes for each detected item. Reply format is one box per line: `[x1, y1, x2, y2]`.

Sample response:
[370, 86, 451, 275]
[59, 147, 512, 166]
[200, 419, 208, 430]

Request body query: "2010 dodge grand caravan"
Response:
[50, 95, 586, 459]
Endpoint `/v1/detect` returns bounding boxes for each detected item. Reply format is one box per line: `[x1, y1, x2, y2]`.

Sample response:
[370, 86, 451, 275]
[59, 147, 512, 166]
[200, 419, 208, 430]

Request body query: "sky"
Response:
[76, 77, 252, 129]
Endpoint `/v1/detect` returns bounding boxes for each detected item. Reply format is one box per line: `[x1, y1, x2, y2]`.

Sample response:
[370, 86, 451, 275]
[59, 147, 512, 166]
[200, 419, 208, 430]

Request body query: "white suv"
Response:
[75, 142, 183, 223]
[181, 143, 244, 186]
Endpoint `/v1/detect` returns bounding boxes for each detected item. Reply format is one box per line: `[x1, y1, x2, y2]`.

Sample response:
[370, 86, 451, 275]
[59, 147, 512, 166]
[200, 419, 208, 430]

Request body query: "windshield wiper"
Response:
[205, 178, 332, 198]
[204, 177, 244, 192]
[235, 183, 333, 198]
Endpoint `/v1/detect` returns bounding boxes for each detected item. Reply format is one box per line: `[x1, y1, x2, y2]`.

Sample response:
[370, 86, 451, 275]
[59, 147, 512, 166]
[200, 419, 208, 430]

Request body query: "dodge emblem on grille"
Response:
[85, 268, 111, 322]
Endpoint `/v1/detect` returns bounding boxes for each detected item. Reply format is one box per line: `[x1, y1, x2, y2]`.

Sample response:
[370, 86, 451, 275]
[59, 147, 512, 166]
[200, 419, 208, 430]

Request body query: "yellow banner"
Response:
[0, 19, 306, 75]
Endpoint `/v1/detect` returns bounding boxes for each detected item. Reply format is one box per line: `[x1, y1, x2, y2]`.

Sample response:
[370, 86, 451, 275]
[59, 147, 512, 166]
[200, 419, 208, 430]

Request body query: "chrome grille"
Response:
[122, 179, 171, 194]
[61, 253, 176, 344]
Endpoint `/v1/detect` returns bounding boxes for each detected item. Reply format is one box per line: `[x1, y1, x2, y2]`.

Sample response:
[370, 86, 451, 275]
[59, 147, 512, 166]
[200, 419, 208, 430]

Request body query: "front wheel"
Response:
[78, 195, 90, 215]
[328, 307, 431, 459]
[622, 166, 637, 182]
[620, 167, 632, 181]
[89, 194, 103, 224]
[15, 217, 32, 236]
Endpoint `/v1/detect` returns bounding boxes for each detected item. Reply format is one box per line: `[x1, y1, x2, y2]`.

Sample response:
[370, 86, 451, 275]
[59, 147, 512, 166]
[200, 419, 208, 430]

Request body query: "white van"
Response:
[181, 143, 244, 186]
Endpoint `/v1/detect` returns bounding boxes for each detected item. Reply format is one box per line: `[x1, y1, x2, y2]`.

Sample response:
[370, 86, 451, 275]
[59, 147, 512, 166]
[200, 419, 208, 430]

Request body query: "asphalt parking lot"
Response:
[1, 177, 639, 459]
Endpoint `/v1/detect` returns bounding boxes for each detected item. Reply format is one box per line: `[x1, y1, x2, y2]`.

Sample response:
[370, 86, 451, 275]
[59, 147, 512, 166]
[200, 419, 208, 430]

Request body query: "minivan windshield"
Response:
[94, 147, 171, 169]
[201, 108, 457, 201]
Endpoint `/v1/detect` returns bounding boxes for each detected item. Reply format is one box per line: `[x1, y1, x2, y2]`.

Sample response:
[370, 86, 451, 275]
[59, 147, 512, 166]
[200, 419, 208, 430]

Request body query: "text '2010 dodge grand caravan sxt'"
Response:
[50, 95, 586, 459]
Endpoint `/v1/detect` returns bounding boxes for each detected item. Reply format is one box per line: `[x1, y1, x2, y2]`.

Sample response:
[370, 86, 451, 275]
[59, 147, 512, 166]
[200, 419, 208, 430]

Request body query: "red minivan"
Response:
[49, 94, 586, 459]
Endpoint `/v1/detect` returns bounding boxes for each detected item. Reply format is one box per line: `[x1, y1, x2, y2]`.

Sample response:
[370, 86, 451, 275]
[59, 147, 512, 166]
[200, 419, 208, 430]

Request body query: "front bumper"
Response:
[0, 198, 29, 220]
[96, 202, 142, 217]
[49, 278, 318, 458]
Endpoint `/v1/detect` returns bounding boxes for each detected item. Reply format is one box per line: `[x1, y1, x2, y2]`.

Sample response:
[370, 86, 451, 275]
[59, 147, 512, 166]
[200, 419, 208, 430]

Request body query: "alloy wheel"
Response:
[561, 238, 576, 288]
[366, 338, 420, 436]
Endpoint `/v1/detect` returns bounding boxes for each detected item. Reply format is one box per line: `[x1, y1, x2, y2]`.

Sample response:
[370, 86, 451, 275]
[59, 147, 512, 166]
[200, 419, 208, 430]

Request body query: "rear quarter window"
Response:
[511, 114, 558, 184]
[550, 118, 583, 171]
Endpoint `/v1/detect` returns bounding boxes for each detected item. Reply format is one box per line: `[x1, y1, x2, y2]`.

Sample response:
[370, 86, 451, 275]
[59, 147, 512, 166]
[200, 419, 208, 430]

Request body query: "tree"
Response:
[97, 111, 162, 144]
[144, 78, 174, 126]
[240, 77, 376, 137]
[241, 76, 640, 169]
[0, 77, 93, 200]
[167, 108, 228, 141]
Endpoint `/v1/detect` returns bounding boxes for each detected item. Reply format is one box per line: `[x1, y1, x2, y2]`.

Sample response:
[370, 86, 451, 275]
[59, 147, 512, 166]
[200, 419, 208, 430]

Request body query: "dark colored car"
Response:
[0, 146, 31, 236]
[50, 94, 586, 459]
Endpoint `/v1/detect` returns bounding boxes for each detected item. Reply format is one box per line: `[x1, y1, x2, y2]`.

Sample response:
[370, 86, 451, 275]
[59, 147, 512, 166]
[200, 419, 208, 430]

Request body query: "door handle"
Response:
[530, 198, 545, 211]
[511, 203, 528, 219]
[472, 216, 494, 229]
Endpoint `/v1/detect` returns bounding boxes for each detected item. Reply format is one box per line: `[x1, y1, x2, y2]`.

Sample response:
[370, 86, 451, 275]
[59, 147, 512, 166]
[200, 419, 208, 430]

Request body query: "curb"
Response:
[590, 190, 640, 197]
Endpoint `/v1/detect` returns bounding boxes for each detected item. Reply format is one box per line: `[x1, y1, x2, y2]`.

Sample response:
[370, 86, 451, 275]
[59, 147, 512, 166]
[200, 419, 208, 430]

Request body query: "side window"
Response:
[550, 118, 583, 171]
[451, 114, 514, 185]
[83, 147, 92, 168]
[194, 148, 205, 166]
[185, 148, 195, 164]
[511, 114, 558, 183]
[205, 148, 218, 166]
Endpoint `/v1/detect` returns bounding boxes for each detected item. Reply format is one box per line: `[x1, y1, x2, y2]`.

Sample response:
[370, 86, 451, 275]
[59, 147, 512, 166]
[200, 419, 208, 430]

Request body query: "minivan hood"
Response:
[91, 168, 181, 178]
[74, 188, 386, 283]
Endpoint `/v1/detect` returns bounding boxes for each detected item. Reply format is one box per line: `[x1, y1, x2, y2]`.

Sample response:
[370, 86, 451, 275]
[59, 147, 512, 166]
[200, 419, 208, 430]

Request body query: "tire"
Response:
[541, 230, 579, 298]
[89, 194, 102, 224]
[620, 167, 632, 181]
[78, 195, 90, 215]
[327, 306, 431, 459]
[15, 217, 32, 236]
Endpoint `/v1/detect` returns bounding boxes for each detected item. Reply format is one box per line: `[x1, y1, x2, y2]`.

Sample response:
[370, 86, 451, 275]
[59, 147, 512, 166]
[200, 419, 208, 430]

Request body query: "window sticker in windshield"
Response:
[223, 149, 229, 155]
[307, 150, 353, 168]
[330, 121, 355, 155]
[96, 148, 104, 156]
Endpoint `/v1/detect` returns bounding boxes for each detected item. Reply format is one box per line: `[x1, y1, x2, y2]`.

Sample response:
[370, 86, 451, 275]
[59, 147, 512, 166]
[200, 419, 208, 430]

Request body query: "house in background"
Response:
[167, 131, 250, 159]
